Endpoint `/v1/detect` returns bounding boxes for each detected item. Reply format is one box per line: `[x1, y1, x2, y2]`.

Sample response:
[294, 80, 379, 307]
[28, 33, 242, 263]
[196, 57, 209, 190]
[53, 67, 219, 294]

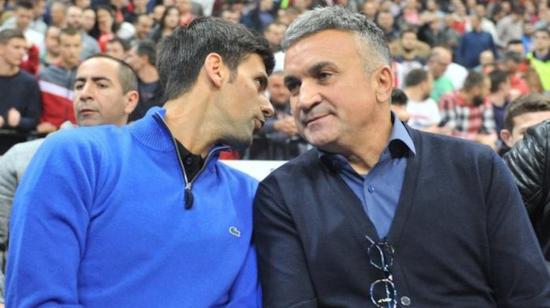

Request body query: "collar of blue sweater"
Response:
[128, 106, 230, 155]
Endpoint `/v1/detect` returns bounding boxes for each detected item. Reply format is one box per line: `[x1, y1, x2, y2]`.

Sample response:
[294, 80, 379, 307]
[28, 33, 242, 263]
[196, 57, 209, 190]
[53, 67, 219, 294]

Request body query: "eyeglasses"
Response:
[366, 236, 397, 308]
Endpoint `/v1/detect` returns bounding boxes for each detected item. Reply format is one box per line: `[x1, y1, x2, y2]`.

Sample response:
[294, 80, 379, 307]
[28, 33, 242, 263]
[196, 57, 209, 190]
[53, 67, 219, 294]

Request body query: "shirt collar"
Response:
[318, 112, 416, 167]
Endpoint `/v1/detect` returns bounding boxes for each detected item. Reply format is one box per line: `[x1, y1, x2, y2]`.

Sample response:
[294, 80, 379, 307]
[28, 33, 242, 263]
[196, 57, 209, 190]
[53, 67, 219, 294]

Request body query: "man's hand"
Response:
[0, 115, 4, 128]
[7, 108, 21, 127]
[36, 122, 58, 134]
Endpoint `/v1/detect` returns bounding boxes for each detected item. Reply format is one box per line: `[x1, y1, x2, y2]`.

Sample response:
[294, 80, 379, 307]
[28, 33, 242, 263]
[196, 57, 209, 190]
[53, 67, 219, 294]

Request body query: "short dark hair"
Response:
[488, 69, 508, 93]
[15, 0, 33, 10]
[59, 26, 82, 40]
[504, 94, 550, 130]
[0, 28, 25, 44]
[507, 39, 523, 47]
[157, 17, 274, 101]
[391, 88, 408, 106]
[83, 54, 139, 94]
[404, 68, 429, 87]
[462, 70, 485, 92]
[107, 37, 130, 51]
[134, 39, 157, 65]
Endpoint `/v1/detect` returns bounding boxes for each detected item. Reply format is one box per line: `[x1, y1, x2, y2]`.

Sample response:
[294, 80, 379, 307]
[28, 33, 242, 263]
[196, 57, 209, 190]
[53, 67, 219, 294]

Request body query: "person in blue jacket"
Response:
[6, 17, 274, 307]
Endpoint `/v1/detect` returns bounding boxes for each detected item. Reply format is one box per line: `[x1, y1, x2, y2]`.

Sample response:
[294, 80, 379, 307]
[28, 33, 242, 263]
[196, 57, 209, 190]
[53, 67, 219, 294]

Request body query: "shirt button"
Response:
[367, 185, 375, 193]
[400, 296, 411, 306]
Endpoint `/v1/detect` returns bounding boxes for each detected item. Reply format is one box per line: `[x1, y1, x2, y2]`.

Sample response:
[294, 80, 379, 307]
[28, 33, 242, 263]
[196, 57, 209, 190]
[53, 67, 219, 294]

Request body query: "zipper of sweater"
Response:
[154, 112, 229, 210]
[154, 112, 193, 209]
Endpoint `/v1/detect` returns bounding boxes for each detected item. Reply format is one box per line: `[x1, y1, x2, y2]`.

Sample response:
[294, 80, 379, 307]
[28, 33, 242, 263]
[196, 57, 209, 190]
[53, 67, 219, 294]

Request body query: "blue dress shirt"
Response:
[321, 114, 416, 239]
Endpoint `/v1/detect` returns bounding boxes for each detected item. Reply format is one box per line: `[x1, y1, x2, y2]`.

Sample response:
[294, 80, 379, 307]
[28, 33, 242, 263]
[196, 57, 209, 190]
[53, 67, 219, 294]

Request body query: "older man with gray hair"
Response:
[253, 6, 550, 307]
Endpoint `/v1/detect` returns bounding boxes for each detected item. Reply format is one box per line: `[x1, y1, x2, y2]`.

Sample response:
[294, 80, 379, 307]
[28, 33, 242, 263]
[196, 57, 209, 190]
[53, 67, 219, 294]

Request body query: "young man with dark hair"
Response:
[500, 93, 550, 148]
[37, 27, 82, 134]
[0, 28, 41, 154]
[125, 39, 163, 121]
[527, 28, 550, 92]
[403, 68, 440, 131]
[439, 70, 497, 148]
[7, 17, 273, 306]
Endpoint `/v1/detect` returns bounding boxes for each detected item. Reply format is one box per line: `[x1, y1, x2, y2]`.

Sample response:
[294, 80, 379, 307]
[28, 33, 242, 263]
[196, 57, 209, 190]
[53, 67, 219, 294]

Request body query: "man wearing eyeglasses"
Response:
[254, 6, 550, 308]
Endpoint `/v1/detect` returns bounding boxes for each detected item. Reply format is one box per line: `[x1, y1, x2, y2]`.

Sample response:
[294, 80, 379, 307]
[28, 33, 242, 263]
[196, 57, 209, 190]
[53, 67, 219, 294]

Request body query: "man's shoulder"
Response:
[413, 130, 496, 162]
[42, 125, 128, 153]
[261, 150, 320, 184]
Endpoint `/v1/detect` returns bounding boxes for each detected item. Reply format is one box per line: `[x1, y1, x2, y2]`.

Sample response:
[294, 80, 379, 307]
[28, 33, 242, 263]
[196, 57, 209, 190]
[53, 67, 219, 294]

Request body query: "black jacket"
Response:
[505, 120, 550, 263]
[255, 128, 550, 307]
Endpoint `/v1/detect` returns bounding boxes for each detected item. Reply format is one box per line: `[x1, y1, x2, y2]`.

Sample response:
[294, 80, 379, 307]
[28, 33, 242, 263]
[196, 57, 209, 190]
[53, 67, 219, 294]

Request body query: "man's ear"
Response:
[204, 52, 225, 88]
[374, 66, 394, 103]
[124, 90, 139, 114]
[500, 129, 513, 148]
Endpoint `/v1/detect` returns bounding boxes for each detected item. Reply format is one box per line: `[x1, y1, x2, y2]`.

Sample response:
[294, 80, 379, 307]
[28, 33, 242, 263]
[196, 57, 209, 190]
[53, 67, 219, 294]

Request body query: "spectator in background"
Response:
[426, 47, 454, 102]
[125, 39, 163, 121]
[81, 6, 96, 34]
[0, 55, 139, 304]
[75, 0, 91, 9]
[151, 4, 166, 27]
[474, 49, 496, 74]
[175, 0, 195, 25]
[0, 1, 43, 48]
[496, 5, 524, 47]
[501, 51, 529, 99]
[391, 28, 430, 88]
[456, 14, 497, 69]
[241, 0, 276, 33]
[221, 6, 242, 24]
[263, 22, 286, 53]
[66, 5, 100, 60]
[124, 0, 148, 24]
[390, 88, 410, 122]
[500, 93, 550, 149]
[376, 10, 399, 44]
[37, 27, 82, 134]
[486, 69, 510, 139]
[403, 68, 440, 132]
[527, 28, 550, 92]
[505, 119, 550, 269]
[38, 25, 61, 68]
[249, 70, 302, 160]
[149, 5, 180, 43]
[439, 71, 497, 148]
[49, 1, 67, 29]
[360, 1, 378, 21]
[105, 36, 129, 60]
[133, 13, 153, 41]
[0, 29, 41, 155]
[92, 5, 118, 51]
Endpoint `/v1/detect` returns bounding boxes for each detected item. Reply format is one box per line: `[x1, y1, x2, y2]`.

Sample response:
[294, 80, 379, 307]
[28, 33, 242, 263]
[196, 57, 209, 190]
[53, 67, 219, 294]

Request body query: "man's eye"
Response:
[74, 83, 83, 90]
[285, 80, 300, 93]
[318, 72, 332, 81]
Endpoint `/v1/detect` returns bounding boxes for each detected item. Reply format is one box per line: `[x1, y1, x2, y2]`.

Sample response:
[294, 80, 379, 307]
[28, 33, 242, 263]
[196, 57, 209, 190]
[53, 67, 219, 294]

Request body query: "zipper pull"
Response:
[184, 185, 194, 210]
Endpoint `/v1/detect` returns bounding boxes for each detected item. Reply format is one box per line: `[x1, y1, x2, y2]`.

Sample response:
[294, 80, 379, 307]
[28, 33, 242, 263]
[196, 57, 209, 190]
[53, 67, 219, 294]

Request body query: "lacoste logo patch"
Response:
[229, 226, 241, 237]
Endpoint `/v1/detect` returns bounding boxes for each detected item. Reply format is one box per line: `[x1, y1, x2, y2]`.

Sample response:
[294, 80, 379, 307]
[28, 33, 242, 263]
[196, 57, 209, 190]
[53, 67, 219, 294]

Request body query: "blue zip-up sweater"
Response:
[6, 107, 260, 307]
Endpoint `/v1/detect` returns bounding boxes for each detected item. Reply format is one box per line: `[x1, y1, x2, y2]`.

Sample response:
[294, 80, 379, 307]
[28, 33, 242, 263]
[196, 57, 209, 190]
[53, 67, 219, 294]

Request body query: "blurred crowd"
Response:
[0, 0, 549, 159]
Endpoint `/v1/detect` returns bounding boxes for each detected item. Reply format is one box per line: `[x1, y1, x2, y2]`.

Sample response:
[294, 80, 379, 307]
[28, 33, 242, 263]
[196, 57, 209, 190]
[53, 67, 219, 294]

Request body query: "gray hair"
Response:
[282, 6, 391, 70]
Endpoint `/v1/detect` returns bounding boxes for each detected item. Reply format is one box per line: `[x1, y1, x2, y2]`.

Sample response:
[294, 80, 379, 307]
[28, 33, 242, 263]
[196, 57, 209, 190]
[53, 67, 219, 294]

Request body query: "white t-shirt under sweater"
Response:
[406, 98, 441, 130]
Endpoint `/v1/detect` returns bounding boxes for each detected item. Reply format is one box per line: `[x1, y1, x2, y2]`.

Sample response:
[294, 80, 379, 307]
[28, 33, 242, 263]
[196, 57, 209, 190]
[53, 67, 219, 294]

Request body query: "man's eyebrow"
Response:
[308, 61, 334, 76]
[75, 76, 113, 83]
